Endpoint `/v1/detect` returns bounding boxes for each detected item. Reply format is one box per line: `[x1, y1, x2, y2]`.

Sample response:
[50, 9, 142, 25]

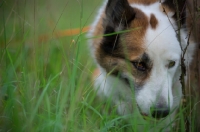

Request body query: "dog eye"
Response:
[132, 62, 147, 71]
[168, 61, 175, 68]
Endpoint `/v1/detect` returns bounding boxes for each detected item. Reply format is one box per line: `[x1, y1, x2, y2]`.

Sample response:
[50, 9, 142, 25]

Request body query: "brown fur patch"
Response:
[91, 7, 150, 83]
[128, 0, 158, 5]
[150, 14, 158, 29]
[123, 8, 148, 61]
[94, 7, 148, 65]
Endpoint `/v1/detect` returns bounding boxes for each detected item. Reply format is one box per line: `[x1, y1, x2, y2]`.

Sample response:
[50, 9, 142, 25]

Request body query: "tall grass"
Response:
[0, 0, 199, 132]
[0, 0, 101, 131]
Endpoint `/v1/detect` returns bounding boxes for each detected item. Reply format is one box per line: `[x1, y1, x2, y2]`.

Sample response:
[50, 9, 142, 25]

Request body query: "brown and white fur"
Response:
[88, 0, 196, 131]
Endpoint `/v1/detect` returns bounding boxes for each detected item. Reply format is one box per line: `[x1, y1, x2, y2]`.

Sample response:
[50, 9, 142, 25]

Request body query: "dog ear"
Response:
[100, 0, 135, 55]
[161, 0, 186, 25]
[105, 0, 135, 27]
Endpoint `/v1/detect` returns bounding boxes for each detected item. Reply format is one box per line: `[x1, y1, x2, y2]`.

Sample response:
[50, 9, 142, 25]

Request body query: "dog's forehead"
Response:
[127, 3, 181, 60]
[145, 27, 181, 62]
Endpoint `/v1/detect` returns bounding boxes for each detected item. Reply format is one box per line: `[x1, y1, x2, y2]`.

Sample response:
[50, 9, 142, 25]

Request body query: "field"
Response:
[0, 0, 199, 132]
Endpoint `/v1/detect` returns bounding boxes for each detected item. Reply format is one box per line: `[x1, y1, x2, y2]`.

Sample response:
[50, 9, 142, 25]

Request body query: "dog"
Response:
[88, 0, 196, 131]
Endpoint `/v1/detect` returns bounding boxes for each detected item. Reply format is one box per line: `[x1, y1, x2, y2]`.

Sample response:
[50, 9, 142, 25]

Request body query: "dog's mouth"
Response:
[140, 111, 162, 121]
[137, 105, 166, 121]
[137, 105, 150, 120]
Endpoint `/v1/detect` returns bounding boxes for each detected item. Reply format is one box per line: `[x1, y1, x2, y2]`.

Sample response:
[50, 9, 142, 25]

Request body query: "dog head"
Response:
[89, 0, 188, 119]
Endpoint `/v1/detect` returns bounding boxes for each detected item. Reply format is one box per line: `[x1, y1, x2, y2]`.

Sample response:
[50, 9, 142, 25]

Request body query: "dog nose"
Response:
[150, 106, 170, 119]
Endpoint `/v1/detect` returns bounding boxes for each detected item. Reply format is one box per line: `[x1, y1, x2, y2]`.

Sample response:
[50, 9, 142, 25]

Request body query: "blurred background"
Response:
[0, 0, 106, 132]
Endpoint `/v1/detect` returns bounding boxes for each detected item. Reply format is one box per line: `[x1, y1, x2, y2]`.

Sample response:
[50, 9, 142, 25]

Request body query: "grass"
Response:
[0, 0, 102, 131]
[0, 0, 199, 132]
